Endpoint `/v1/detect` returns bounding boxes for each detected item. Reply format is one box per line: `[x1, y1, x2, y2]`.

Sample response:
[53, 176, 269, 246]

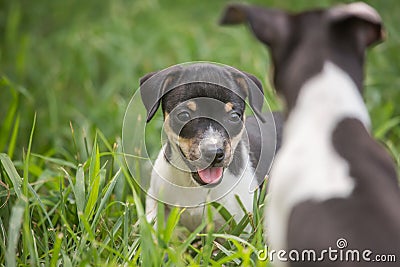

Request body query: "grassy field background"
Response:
[0, 0, 399, 266]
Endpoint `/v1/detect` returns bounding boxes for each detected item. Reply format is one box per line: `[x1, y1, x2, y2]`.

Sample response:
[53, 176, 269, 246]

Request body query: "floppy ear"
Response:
[139, 71, 177, 122]
[139, 71, 160, 123]
[220, 4, 289, 48]
[327, 2, 384, 47]
[139, 71, 158, 85]
[233, 71, 266, 122]
[243, 72, 265, 122]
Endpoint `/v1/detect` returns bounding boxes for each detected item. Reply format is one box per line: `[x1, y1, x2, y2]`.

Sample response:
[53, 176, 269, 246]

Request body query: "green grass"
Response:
[0, 0, 399, 266]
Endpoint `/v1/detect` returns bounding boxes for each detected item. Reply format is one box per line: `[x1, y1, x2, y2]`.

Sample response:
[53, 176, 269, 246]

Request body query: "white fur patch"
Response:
[265, 62, 370, 256]
[202, 126, 224, 147]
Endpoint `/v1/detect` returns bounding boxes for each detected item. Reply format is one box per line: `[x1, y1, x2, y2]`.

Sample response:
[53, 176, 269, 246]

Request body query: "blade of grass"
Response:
[88, 137, 99, 187]
[156, 200, 165, 246]
[202, 203, 216, 266]
[62, 251, 73, 267]
[49, 233, 63, 267]
[22, 113, 36, 265]
[163, 207, 181, 244]
[0, 76, 18, 152]
[213, 240, 241, 265]
[69, 121, 80, 163]
[31, 229, 39, 266]
[375, 116, 400, 139]
[84, 144, 102, 221]
[214, 214, 250, 261]
[78, 212, 95, 242]
[252, 184, 267, 249]
[5, 199, 25, 267]
[208, 233, 256, 251]
[231, 214, 250, 237]
[127, 237, 141, 262]
[27, 184, 56, 242]
[0, 153, 22, 198]
[96, 128, 114, 152]
[31, 153, 77, 169]
[235, 194, 249, 215]
[7, 113, 19, 160]
[0, 175, 10, 208]
[84, 168, 105, 222]
[0, 217, 5, 263]
[92, 169, 121, 229]
[75, 165, 86, 215]
[210, 201, 237, 229]
[98, 215, 123, 255]
[123, 201, 129, 257]
[177, 221, 207, 253]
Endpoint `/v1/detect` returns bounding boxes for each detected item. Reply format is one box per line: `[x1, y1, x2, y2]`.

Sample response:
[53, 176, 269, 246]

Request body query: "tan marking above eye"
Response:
[224, 102, 234, 112]
[186, 101, 197, 111]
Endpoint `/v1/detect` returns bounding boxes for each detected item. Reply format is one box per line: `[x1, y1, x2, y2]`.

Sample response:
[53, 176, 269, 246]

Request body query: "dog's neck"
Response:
[276, 49, 367, 112]
[285, 61, 370, 138]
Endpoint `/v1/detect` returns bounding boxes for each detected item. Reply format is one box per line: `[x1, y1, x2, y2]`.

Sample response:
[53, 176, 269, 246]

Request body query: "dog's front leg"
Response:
[145, 187, 171, 230]
[145, 193, 157, 225]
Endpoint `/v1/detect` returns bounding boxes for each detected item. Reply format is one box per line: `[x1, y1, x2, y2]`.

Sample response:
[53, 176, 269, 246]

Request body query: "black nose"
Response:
[203, 147, 225, 164]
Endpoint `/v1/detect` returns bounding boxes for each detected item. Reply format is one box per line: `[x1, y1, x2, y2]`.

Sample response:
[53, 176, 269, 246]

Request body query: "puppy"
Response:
[140, 63, 282, 231]
[221, 2, 400, 266]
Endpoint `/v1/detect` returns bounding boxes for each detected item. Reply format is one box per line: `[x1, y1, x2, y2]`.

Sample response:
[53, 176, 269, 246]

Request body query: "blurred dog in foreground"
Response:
[221, 2, 400, 266]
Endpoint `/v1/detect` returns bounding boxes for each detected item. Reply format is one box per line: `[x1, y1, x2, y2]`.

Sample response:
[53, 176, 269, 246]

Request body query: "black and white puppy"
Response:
[140, 63, 281, 231]
[221, 2, 400, 266]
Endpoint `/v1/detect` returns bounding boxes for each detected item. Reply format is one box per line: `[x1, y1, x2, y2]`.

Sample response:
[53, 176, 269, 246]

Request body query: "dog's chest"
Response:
[266, 62, 371, 252]
[182, 168, 255, 229]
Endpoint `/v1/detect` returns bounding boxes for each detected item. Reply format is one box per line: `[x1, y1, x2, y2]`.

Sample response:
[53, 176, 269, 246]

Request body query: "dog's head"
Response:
[220, 2, 384, 110]
[140, 63, 264, 186]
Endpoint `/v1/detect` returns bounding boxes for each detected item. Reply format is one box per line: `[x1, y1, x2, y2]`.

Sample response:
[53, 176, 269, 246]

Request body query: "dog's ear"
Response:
[243, 72, 265, 122]
[139, 71, 177, 122]
[220, 4, 289, 49]
[139, 71, 158, 85]
[327, 2, 384, 48]
[233, 71, 266, 122]
[140, 71, 160, 123]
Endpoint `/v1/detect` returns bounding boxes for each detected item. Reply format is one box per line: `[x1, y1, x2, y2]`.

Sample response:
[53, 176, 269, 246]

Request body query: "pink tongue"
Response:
[197, 167, 223, 184]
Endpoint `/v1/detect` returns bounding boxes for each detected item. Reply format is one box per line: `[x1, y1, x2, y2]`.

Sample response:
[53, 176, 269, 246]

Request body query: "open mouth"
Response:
[176, 146, 225, 186]
[193, 167, 224, 186]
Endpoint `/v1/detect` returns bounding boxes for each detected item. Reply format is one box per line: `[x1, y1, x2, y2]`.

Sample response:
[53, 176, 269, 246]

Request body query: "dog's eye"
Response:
[229, 112, 241, 122]
[177, 111, 191, 122]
